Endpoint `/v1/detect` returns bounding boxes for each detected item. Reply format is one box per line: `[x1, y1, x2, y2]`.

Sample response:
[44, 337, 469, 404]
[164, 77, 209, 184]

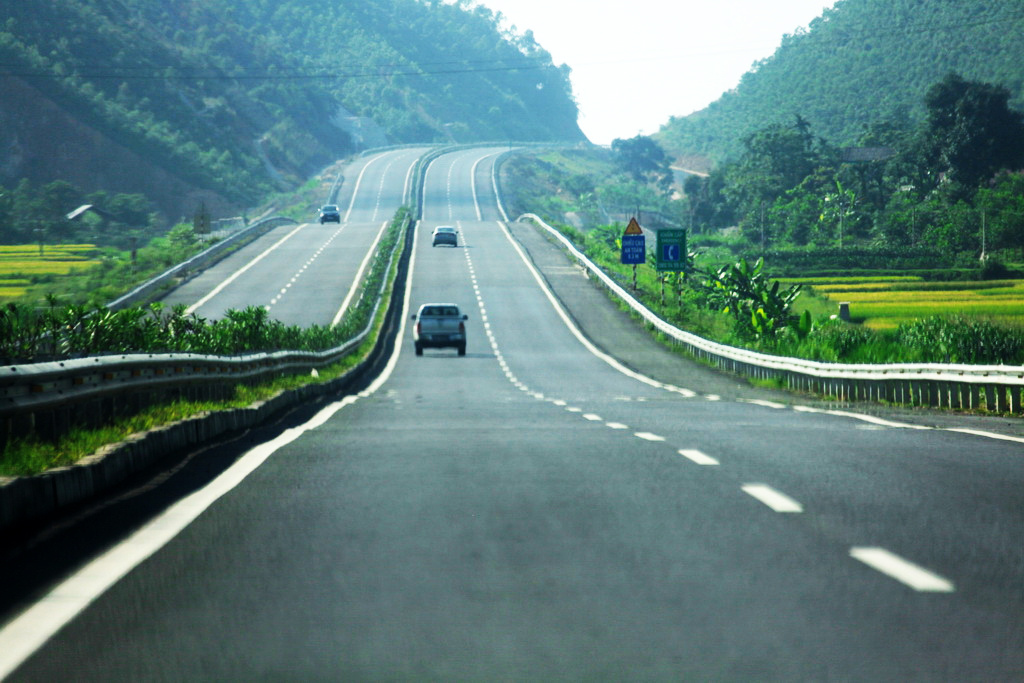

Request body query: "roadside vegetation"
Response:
[0, 162, 343, 308]
[501, 72, 1024, 367]
[0, 207, 409, 364]
[0, 208, 409, 476]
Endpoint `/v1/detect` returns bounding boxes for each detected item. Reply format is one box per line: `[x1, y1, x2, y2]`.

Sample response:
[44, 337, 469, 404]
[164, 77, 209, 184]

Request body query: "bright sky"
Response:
[477, 0, 836, 144]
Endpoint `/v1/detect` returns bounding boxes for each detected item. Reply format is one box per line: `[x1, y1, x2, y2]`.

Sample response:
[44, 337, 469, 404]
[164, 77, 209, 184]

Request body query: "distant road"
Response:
[159, 147, 429, 327]
[671, 164, 709, 178]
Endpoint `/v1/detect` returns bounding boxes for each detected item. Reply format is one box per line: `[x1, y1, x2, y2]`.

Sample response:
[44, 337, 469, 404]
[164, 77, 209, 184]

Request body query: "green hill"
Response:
[656, 0, 1024, 163]
[0, 0, 584, 219]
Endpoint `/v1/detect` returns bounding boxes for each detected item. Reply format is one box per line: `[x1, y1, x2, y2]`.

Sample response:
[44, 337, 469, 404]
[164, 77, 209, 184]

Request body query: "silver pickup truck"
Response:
[411, 303, 468, 356]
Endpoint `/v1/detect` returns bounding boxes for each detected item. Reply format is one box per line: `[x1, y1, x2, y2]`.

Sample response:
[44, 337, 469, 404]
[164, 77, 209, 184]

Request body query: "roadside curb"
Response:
[0, 366, 359, 537]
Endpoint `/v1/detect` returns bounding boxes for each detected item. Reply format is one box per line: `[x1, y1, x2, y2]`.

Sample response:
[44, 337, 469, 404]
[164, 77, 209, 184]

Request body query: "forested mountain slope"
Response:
[656, 0, 1024, 163]
[0, 0, 583, 218]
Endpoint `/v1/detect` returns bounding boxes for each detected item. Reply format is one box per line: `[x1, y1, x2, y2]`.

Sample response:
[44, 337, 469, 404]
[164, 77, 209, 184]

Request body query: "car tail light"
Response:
[416, 321, 422, 336]
[458, 321, 465, 333]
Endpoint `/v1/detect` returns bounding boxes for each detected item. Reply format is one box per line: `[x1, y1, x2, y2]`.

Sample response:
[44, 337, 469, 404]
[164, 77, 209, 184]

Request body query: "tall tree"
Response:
[610, 135, 673, 192]
[921, 73, 1024, 193]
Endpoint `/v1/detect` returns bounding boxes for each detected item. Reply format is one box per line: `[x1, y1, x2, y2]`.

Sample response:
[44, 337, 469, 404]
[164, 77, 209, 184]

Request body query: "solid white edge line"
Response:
[493, 156, 510, 222]
[344, 153, 382, 223]
[470, 154, 484, 221]
[332, 220, 391, 326]
[739, 399, 787, 410]
[0, 219, 420, 679]
[497, 220, 697, 399]
[186, 222, 308, 315]
[850, 547, 955, 592]
[470, 151, 501, 222]
[741, 484, 804, 513]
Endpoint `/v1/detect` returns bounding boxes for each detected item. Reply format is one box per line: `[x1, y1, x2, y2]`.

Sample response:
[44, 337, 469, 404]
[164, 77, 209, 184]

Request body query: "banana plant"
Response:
[702, 257, 808, 340]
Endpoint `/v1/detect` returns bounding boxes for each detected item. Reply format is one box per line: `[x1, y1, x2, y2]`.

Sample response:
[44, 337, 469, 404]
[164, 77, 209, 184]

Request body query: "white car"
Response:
[431, 225, 458, 247]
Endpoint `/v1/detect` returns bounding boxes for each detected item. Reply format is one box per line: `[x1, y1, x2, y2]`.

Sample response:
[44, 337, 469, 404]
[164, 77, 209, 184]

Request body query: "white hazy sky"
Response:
[477, 0, 836, 144]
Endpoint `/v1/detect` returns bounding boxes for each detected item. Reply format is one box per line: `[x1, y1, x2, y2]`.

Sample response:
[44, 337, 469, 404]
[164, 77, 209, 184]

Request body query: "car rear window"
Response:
[422, 306, 459, 316]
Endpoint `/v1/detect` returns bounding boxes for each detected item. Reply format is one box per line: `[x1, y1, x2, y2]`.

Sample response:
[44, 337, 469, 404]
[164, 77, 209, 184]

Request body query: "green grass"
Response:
[1, 349, 365, 476]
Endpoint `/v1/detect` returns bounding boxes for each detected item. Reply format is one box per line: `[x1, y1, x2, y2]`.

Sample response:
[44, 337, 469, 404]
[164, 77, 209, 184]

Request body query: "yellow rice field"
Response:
[0, 245, 101, 302]
[0, 244, 101, 278]
[791, 277, 1024, 330]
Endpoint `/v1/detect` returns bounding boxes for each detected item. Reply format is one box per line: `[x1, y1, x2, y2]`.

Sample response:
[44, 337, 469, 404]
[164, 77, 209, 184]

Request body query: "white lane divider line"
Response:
[679, 449, 719, 466]
[850, 547, 955, 592]
[187, 223, 308, 315]
[606, 422, 629, 430]
[742, 484, 804, 513]
[634, 432, 665, 442]
[582, 413, 602, 421]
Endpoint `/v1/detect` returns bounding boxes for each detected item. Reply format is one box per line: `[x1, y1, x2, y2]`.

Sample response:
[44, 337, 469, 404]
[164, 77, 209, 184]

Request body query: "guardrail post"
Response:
[984, 385, 997, 412]
[994, 385, 1009, 414]
[968, 384, 980, 410]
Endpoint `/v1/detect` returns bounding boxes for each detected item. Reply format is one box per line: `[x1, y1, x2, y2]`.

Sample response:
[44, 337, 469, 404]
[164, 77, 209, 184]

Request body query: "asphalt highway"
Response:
[1, 148, 1022, 680]
[160, 147, 428, 327]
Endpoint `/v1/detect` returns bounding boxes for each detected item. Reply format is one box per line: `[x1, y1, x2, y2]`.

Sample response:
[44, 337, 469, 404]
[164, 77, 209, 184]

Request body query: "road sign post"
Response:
[620, 217, 646, 291]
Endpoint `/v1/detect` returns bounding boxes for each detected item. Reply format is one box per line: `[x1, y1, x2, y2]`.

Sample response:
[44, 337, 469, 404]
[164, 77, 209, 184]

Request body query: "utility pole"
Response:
[980, 209, 987, 261]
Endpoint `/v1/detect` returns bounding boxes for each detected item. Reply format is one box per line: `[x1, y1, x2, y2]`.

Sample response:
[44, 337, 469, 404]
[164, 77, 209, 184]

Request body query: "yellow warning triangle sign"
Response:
[624, 217, 643, 235]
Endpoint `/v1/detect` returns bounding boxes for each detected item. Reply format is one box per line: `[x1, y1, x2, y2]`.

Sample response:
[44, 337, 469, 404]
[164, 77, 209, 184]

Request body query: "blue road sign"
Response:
[621, 234, 646, 265]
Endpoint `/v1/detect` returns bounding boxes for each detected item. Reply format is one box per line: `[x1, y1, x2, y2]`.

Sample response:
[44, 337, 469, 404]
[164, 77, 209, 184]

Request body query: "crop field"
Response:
[0, 244, 100, 281]
[782, 276, 1024, 329]
[0, 245, 102, 303]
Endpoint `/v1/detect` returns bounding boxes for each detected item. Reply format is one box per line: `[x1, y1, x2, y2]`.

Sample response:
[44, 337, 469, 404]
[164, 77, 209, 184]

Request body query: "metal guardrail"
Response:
[107, 215, 297, 311]
[518, 214, 1024, 414]
[1, 214, 407, 446]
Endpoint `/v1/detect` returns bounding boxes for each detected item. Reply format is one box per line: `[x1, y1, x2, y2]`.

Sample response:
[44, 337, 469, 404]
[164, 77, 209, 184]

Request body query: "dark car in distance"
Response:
[319, 205, 341, 223]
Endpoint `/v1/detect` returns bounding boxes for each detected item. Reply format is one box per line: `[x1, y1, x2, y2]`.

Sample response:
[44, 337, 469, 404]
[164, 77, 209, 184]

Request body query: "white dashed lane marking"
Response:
[466, 219, 958, 599]
[679, 449, 719, 466]
[634, 432, 665, 442]
[850, 547, 955, 592]
[742, 484, 804, 513]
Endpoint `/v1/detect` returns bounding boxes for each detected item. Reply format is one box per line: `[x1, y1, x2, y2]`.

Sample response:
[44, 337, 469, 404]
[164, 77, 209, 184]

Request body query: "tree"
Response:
[921, 73, 1024, 194]
[977, 172, 1024, 259]
[610, 135, 673, 191]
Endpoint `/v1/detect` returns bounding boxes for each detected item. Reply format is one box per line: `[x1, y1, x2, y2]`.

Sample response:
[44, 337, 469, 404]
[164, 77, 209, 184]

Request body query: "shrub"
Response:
[895, 315, 1024, 364]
